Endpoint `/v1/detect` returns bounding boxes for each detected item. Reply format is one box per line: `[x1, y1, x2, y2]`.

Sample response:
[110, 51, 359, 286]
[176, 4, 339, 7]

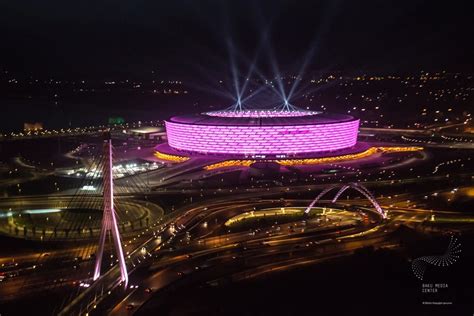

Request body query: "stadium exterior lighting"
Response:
[164, 110, 359, 156]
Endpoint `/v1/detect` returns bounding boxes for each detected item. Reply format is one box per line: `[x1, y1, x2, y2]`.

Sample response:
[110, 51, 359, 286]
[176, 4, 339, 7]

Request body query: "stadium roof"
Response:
[168, 112, 357, 126]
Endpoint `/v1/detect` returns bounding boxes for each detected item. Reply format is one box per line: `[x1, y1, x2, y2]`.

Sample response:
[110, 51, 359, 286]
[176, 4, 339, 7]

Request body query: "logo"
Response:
[411, 235, 461, 280]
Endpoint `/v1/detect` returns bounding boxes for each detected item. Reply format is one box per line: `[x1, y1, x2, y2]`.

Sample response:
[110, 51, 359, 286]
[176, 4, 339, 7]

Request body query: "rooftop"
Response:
[168, 112, 357, 126]
[204, 109, 320, 118]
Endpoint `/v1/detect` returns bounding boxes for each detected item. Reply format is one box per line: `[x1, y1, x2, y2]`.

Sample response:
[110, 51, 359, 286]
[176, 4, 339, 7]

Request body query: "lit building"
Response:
[24, 122, 44, 131]
[125, 126, 166, 140]
[160, 109, 360, 158]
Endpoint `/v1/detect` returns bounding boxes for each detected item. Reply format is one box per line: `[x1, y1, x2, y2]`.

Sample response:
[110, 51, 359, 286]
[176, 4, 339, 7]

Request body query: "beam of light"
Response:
[236, 97, 242, 110]
[236, 24, 272, 105]
[284, 58, 339, 106]
[240, 83, 274, 104]
[223, 5, 282, 110]
[187, 39, 242, 104]
[251, 3, 288, 106]
[187, 81, 236, 101]
[285, 75, 339, 106]
[224, 28, 271, 110]
[191, 61, 238, 100]
[220, 0, 340, 113]
[267, 48, 287, 103]
[286, 1, 341, 104]
[237, 53, 258, 105]
[286, 45, 317, 103]
[23, 208, 62, 214]
[237, 30, 285, 104]
[226, 39, 242, 111]
[225, 22, 288, 110]
[237, 58, 286, 107]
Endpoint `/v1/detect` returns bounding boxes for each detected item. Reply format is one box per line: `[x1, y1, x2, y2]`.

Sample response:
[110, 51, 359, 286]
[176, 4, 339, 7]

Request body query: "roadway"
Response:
[90, 192, 474, 315]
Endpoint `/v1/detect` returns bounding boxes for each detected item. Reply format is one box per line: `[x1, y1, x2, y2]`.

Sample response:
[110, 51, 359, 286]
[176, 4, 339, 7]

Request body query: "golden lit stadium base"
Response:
[154, 146, 423, 170]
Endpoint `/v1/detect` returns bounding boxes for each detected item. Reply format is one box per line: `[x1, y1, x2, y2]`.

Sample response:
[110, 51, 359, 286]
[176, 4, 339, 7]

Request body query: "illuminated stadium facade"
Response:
[161, 109, 360, 158]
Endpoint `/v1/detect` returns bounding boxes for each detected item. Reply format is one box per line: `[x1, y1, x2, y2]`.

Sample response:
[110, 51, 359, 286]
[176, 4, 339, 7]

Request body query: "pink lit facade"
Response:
[165, 116, 360, 155]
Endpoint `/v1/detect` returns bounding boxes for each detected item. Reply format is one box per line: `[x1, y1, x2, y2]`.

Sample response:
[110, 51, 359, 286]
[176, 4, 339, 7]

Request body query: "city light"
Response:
[154, 151, 190, 162]
[202, 146, 423, 170]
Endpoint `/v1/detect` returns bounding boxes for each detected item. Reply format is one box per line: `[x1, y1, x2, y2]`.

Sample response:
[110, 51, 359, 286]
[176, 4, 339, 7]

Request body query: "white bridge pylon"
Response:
[93, 134, 128, 286]
[304, 182, 387, 219]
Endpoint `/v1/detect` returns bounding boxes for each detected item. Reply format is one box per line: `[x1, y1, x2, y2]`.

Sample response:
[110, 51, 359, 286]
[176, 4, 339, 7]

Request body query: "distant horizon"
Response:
[1, 68, 473, 81]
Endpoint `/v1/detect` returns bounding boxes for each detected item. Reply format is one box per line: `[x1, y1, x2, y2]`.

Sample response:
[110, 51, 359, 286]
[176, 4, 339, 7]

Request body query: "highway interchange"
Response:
[0, 128, 473, 315]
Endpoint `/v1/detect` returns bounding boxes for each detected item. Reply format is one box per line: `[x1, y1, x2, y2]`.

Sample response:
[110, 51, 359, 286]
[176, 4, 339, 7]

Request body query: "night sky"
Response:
[1, 0, 473, 78]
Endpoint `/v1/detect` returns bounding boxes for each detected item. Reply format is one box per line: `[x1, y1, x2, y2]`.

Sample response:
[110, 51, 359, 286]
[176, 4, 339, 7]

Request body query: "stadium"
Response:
[157, 109, 361, 159]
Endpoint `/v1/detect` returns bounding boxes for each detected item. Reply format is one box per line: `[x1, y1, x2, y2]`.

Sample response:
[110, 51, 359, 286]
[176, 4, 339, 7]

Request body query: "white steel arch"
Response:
[304, 183, 386, 218]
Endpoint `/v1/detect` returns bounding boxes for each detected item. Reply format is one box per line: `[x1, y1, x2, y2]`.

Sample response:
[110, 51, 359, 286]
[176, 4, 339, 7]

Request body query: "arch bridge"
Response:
[304, 182, 386, 219]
